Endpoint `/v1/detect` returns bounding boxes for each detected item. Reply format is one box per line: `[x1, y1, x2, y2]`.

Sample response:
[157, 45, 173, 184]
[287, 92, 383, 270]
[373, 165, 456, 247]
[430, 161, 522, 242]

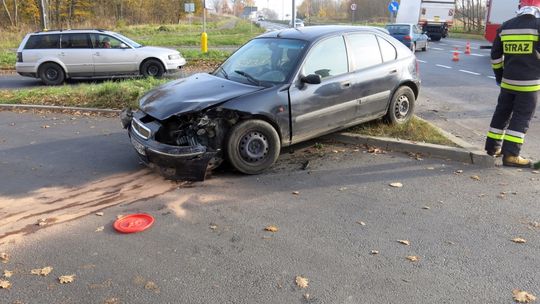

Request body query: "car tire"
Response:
[431, 36, 441, 42]
[384, 86, 415, 125]
[226, 119, 280, 175]
[410, 43, 416, 53]
[38, 62, 65, 85]
[422, 41, 428, 52]
[141, 59, 164, 77]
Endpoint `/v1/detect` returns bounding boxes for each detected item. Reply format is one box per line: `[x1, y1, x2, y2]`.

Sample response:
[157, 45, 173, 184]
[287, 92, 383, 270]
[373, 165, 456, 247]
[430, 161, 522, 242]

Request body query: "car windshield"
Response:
[215, 38, 307, 87]
[386, 25, 410, 35]
[112, 33, 142, 48]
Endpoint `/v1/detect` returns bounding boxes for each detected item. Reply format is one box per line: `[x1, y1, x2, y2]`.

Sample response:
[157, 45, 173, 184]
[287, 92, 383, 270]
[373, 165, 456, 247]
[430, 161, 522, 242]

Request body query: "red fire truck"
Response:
[484, 0, 520, 43]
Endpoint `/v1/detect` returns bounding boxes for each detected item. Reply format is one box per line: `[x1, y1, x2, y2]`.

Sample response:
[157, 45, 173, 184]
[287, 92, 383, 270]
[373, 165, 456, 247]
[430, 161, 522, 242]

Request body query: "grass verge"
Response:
[349, 117, 458, 147]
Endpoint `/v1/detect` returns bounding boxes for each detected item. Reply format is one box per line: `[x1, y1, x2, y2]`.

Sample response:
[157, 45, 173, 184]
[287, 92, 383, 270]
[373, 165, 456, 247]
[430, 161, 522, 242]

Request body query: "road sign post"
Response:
[350, 3, 357, 25]
[388, 1, 399, 23]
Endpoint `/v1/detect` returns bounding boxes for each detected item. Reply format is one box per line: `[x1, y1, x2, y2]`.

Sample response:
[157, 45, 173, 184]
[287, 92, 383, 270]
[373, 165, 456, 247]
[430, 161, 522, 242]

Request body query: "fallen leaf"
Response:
[530, 222, 540, 228]
[41, 125, 50, 129]
[368, 147, 385, 154]
[454, 169, 464, 174]
[389, 182, 403, 188]
[357, 221, 366, 226]
[95, 226, 104, 232]
[470, 175, 481, 181]
[31, 266, 53, 276]
[303, 293, 310, 300]
[37, 218, 47, 226]
[397, 240, 410, 246]
[0, 253, 8, 263]
[3, 270, 13, 278]
[512, 237, 527, 244]
[144, 281, 160, 293]
[58, 274, 75, 284]
[209, 224, 217, 230]
[338, 187, 348, 191]
[264, 225, 279, 232]
[292, 191, 300, 195]
[0, 280, 11, 289]
[426, 167, 435, 170]
[513, 289, 537, 303]
[406, 255, 420, 262]
[422, 206, 431, 210]
[295, 276, 309, 288]
[371, 250, 379, 255]
[95, 212, 104, 216]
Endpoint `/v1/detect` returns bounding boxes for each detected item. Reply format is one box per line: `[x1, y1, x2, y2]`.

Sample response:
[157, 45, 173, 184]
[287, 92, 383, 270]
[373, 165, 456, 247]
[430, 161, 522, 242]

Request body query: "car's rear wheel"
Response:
[410, 42, 416, 53]
[141, 59, 164, 77]
[384, 86, 415, 125]
[422, 41, 428, 51]
[39, 62, 65, 85]
[226, 119, 280, 175]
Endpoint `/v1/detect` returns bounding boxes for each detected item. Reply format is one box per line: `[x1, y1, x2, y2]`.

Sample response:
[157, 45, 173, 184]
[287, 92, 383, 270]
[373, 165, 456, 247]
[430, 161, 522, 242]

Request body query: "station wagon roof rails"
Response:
[33, 28, 107, 33]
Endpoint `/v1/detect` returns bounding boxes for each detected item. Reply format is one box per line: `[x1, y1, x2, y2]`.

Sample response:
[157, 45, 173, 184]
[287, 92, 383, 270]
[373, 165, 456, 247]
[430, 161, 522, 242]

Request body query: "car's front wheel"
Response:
[384, 86, 415, 125]
[226, 119, 280, 175]
[39, 62, 65, 85]
[141, 59, 164, 77]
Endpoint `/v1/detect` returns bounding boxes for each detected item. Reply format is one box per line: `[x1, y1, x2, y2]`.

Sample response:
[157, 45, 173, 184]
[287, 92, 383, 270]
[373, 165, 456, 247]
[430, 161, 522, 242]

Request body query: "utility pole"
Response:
[292, 0, 296, 28]
[39, 0, 48, 30]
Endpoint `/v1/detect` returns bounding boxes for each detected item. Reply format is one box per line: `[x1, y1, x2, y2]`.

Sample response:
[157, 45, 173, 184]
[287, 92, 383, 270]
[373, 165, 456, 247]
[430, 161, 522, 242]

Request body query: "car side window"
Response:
[346, 34, 383, 70]
[302, 36, 348, 79]
[94, 34, 124, 49]
[61, 33, 91, 49]
[24, 34, 60, 49]
[377, 36, 397, 62]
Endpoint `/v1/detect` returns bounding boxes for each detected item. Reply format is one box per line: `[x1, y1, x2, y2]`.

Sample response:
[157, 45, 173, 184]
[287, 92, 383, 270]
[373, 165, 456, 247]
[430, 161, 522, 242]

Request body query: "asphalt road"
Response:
[1, 110, 540, 303]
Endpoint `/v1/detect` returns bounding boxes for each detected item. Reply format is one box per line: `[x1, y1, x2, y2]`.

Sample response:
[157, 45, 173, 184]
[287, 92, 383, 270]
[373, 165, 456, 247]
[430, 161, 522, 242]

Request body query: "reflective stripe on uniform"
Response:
[489, 127, 505, 134]
[500, 29, 539, 36]
[501, 82, 540, 92]
[504, 134, 525, 144]
[506, 129, 525, 139]
[491, 58, 503, 64]
[487, 131, 504, 140]
[502, 78, 540, 86]
[500, 34, 539, 41]
[492, 63, 503, 69]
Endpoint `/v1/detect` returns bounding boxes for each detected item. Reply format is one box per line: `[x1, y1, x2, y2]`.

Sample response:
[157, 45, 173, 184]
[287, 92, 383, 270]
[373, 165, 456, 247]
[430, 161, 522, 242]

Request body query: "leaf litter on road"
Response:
[58, 274, 75, 284]
[0, 252, 9, 263]
[357, 221, 366, 226]
[406, 256, 420, 262]
[390, 182, 403, 188]
[295, 276, 309, 289]
[95, 226, 104, 232]
[264, 225, 279, 232]
[3, 270, 13, 278]
[513, 289, 536, 303]
[397, 240, 410, 246]
[95, 212, 104, 216]
[470, 175, 481, 181]
[0, 280, 11, 289]
[512, 237, 527, 244]
[31, 266, 53, 276]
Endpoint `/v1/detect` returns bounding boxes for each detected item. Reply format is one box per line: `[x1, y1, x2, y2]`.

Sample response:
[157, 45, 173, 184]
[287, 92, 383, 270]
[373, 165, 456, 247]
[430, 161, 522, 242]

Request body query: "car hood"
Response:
[139, 73, 264, 120]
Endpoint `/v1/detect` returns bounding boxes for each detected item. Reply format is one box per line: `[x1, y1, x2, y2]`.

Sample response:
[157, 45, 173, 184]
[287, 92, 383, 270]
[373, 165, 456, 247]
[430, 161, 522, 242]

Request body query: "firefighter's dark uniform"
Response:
[486, 13, 540, 161]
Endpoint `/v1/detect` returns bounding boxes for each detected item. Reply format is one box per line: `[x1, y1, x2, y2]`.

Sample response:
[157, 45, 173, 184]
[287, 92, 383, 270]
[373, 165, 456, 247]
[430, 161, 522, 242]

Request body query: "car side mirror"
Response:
[120, 43, 128, 49]
[301, 74, 322, 84]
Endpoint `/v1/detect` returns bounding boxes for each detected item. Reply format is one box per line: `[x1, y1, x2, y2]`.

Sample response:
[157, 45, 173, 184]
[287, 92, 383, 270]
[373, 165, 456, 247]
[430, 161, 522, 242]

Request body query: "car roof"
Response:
[257, 25, 389, 42]
[30, 29, 115, 35]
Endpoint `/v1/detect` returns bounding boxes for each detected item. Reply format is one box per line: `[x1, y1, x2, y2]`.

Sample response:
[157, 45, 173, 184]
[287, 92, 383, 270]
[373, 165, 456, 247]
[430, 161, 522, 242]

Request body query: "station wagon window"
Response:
[302, 36, 348, 79]
[346, 34, 382, 70]
[377, 36, 397, 62]
[24, 34, 60, 49]
[60, 33, 92, 49]
[92, 34, 124, 49]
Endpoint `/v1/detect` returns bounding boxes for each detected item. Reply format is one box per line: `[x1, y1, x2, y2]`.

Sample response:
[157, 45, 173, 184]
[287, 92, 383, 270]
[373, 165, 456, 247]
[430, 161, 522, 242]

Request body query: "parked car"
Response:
[121, 25, 420, 181]
[15, 29, 186, 85]
[289, 18, 305, 27]
[385, 23, 429, 52]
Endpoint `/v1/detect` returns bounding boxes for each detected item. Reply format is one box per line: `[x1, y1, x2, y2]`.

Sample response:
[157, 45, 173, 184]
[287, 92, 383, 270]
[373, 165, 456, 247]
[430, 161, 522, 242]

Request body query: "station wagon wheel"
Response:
[38, 62, 65, 85]
[141, 59, 164, 77]
[226, 119, 280, 175]
[410, 42, 416, 53]
[384, 86, 415, 125]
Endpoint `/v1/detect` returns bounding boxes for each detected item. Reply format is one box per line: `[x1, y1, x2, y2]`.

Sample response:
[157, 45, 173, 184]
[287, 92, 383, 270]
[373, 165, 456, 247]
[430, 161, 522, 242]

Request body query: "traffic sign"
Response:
[388, 1, 399, 13]
[351, 3, 357, 11]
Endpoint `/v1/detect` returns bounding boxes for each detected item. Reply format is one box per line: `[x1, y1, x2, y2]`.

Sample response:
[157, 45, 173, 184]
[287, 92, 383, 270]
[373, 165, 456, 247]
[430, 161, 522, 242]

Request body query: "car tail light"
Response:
[404, 35, 412, 41]
[16, 52, 23, 63]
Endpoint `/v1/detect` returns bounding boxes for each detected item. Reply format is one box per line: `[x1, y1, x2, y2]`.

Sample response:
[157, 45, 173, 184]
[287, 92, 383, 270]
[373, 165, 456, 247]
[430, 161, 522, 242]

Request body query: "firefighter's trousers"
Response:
[485, 89, 538, 156]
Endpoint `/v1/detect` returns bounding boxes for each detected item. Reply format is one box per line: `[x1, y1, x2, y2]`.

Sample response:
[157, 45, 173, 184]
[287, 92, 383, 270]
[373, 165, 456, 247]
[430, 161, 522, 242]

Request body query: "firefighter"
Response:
[486, 0, 540, 167]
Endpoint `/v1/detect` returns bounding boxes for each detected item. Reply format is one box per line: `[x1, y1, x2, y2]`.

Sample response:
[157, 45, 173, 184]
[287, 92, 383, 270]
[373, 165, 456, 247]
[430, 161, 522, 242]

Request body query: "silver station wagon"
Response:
[15, 29, 186, 85]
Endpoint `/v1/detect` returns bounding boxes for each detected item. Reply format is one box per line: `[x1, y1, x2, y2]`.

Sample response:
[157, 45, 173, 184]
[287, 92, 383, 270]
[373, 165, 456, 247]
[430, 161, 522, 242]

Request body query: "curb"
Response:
[0, 104, 494, 167]
[327, 132, 494, 167]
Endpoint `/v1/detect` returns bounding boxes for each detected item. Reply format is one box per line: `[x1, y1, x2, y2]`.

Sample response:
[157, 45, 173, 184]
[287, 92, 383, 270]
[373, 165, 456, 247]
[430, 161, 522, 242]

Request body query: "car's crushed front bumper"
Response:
[121, 109, 216, 181]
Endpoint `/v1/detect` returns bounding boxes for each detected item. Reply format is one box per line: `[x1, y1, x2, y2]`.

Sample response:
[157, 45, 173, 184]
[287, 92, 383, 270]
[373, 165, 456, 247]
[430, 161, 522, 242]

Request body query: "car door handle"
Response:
[341, 81, 351, 88]
[58, 52, 65, 56]
[388, 69, 398, 74]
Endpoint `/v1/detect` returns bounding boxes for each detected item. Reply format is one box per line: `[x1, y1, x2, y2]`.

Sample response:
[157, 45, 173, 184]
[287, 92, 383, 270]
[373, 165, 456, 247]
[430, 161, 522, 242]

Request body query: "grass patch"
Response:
[181, 49, 231, 61]
[0, 77, 169, 109]
[349, 117, 458, 147]
[0, 50, 15, 70]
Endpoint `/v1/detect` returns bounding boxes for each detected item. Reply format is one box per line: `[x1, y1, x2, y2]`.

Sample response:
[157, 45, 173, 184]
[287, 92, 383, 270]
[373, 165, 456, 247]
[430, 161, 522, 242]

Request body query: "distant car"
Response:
[289, 18, 305, 27]
[385, 23, 428, 53]
[15, 29, 186, 85]
[121, 25, 420, 181]
[257, 16, 265, 21]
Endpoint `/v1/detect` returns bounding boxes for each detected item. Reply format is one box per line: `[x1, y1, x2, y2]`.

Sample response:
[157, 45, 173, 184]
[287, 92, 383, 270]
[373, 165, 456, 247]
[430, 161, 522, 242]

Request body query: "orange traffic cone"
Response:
[452, 48, 460, 61]
[465, 42, 471, 55]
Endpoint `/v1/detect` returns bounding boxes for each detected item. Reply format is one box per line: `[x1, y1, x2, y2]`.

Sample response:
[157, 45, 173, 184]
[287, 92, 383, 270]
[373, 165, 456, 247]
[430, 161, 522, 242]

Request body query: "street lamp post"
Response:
[292, 0, 296, 28]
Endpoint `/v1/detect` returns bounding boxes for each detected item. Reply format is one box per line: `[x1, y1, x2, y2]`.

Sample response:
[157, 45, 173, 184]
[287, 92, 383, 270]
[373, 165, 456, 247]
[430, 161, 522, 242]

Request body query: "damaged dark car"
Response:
[121, 26, 420, 181]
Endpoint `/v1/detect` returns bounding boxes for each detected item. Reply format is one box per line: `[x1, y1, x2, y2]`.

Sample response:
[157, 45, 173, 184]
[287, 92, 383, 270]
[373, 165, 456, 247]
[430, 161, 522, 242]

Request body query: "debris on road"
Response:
[31, 266, 53, 276]
[295, 276, 309, 289]
[470, 175, 481, 181]
[0, 252, 9, 263]
[406, 256, 420, 262]
[145, 281, 160, 293]
[113, 213, 155, 233]
[390, 182, 403, 188]
[95, 212, 104, 216]
[513, 289, 536, 303]
[371, 250, 379, 255]
[209, 224, 218, 230]
[357, 221, 366, 226]
[58, 274, 75, 284]
[454, 170, 464, 174]
[422, 206, 431, 210]
[512, 237, 527, 244]
[264, 225, 279, 232]
[3, 270, 13, 278]
[301, 160, 310, 170]
[95, 226, 105, 232]
[0, 280, 11, 289]
[36, 218, 48, 226]
[397, 240, 411, 246]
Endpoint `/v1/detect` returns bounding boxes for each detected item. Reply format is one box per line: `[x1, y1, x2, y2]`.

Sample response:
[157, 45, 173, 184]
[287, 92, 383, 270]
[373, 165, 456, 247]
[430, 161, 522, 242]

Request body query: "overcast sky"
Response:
[255, 0, 305, 19]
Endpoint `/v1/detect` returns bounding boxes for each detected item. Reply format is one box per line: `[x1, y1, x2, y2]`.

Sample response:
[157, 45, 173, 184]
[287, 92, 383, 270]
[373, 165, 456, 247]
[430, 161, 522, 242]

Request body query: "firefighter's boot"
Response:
[502, 155, 532, 168]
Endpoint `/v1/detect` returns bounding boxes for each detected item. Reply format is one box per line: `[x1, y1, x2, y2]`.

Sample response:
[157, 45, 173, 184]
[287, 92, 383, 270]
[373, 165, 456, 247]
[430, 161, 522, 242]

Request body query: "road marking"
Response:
[436, 64, 452, 69]
[450, 50, 463, 53]
[459, 69, 481, 75]
[432, 47, 445, 51]
[417, 59, 427, 63]
[471, 54, 485, 57]
[439, 43, 448, 46]
[487, 76, 496, 79]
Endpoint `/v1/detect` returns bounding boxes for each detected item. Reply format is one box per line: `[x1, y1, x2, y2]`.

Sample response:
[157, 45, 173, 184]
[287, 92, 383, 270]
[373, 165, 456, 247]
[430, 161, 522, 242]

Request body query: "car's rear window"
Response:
[24, 34, 60, 49]
[386, 25, 410, 35]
